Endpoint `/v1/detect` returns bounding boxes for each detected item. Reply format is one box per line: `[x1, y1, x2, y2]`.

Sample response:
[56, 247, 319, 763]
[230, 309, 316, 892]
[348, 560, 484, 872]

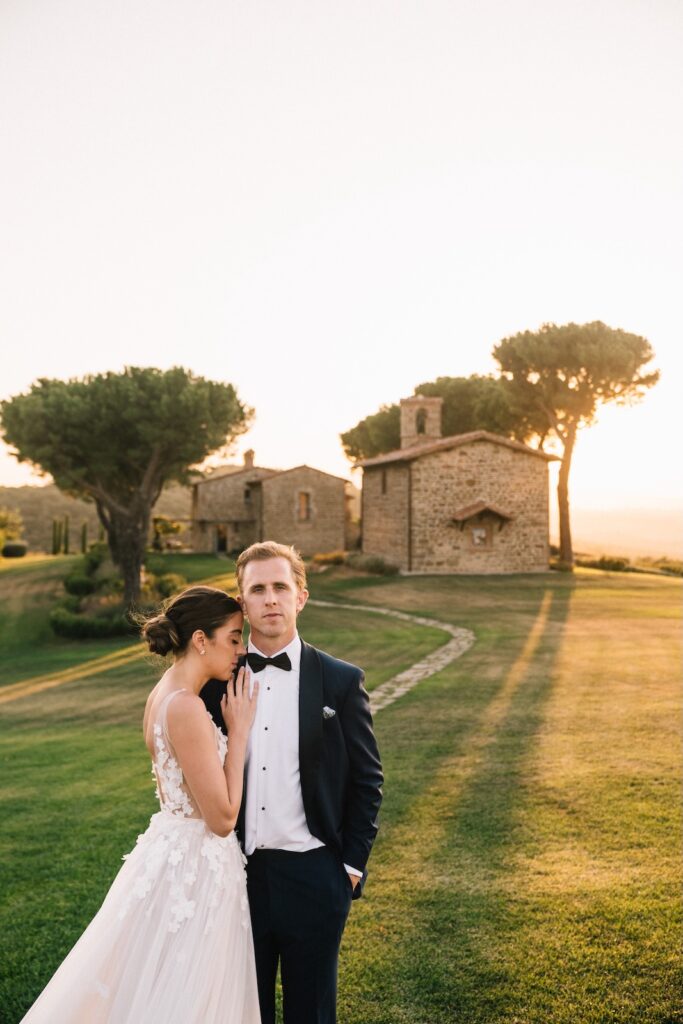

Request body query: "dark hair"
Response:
[141, 586, 242, 656]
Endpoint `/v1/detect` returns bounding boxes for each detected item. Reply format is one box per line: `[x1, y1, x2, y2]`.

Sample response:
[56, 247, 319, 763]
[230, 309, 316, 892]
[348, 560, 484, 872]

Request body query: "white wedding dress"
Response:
[21, 690, 261, 1023]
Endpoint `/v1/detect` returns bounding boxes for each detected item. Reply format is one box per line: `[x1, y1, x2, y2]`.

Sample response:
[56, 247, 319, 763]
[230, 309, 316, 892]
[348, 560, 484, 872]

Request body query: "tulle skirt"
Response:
[20, 811, 261, 1023]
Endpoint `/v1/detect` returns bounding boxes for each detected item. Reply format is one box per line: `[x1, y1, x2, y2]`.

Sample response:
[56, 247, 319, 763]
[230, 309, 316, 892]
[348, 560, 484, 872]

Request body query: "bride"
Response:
[20, 585, 262, 1023]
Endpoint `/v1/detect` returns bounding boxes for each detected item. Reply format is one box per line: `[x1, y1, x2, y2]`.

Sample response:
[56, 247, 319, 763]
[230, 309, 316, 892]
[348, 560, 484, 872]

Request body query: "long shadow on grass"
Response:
[339, 579, 575, 1024]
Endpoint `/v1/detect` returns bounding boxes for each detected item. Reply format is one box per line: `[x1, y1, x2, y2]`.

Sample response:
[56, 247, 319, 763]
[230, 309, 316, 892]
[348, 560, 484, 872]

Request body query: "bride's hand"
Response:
[220, 667, 258, 737]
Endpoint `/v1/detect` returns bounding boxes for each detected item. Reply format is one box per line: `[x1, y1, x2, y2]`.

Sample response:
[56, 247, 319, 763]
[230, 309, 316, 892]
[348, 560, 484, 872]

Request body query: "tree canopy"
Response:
[340, 375, 542, 461]
[1, 366, 252, 603]
[493, 321, 659, 565]
[340, 404, 401, 461]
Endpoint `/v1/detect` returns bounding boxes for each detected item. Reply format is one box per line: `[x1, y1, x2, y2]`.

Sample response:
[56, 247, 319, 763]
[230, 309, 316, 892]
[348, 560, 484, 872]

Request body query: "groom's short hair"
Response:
[236, 541, 307, 592]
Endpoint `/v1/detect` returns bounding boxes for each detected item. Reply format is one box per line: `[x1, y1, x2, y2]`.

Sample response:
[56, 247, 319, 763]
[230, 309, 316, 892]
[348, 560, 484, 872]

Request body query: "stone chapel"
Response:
[356, 396, 557, 574]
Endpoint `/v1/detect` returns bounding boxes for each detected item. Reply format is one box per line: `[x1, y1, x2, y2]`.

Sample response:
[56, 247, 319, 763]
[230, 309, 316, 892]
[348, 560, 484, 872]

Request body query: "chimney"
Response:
[243, 449, 255, 469]
[399, 396, 443, 449]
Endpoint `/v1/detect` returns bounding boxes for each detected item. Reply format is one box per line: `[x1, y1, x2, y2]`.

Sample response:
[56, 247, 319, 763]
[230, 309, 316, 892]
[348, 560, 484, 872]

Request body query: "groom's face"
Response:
[239, 556, 308, 650]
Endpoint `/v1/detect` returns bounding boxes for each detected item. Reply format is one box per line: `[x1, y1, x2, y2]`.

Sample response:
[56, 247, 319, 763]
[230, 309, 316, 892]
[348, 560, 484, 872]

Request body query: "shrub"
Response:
[0, 506, 24, 550]
[64, 573, 96, 596]
[156, 573, 188, 598]
[50, 606, 133, 639]
[83, 542, 108, 575]
[311, 551, 347, 566]
[549, 559, 574, 572]
[346, 552, 399, 576]
[641, 557, 683, 577]
[577, 555, 631, 572]
[2, 541, 28, 558]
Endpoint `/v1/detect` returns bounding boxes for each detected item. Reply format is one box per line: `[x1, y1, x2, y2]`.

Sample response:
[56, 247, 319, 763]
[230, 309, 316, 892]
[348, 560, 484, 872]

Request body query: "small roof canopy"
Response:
[451, 501, 513, 531]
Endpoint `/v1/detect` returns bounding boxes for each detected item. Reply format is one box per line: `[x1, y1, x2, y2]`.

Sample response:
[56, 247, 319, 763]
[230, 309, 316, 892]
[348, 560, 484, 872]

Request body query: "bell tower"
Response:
[399, 395, 443, 449]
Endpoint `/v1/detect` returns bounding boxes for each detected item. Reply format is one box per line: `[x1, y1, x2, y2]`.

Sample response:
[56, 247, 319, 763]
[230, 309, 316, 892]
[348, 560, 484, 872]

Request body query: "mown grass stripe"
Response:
[0, 645, 143, 704]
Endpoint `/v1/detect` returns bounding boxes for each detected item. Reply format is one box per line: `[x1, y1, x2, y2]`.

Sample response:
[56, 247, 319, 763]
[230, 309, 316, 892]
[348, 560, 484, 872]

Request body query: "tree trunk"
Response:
[557, 425, 577, 569]
[103, 504, 152, 607]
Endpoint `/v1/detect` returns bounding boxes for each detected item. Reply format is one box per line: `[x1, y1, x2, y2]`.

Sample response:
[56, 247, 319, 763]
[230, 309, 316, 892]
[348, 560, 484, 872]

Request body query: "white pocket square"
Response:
[322, 706, 336, 720]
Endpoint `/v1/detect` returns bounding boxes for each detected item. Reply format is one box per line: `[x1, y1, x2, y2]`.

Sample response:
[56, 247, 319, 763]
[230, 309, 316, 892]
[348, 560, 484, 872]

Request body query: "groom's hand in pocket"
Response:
[347, 872, 360, 892]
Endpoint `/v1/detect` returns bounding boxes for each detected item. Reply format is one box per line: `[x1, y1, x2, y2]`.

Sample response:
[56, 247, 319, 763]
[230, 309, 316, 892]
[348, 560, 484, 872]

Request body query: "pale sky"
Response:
[1, 0, 681, 511]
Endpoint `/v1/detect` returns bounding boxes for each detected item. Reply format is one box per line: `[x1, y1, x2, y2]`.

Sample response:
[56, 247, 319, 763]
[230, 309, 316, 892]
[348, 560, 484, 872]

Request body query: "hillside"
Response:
[0, 483, 192, 553]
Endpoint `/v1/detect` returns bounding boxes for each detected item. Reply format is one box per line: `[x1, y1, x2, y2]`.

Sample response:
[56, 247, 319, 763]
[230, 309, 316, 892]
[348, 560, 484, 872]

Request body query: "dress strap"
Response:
[155, 688, 186, 742]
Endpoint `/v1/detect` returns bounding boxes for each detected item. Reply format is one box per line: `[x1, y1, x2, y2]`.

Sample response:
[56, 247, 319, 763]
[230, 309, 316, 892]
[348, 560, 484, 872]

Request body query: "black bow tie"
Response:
[246, 651, 292, 673]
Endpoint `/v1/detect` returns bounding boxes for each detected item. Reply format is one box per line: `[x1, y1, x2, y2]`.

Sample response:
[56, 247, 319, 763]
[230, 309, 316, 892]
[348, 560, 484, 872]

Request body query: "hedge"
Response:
[49, 607, 133, 639]
[2, 541, 28, 558]
[64, 574, 97, 596]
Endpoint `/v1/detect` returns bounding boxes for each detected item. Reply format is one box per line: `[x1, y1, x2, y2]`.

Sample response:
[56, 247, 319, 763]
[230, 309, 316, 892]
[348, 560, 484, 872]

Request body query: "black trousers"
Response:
[246, 846, 353, 1024]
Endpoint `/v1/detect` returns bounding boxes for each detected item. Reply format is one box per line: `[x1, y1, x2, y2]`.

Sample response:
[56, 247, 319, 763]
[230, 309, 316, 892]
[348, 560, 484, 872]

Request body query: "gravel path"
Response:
[309, 599, 475, 713]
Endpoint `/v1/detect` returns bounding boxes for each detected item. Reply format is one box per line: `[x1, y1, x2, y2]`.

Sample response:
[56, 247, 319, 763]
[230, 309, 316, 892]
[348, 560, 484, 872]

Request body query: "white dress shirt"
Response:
[244, 633, 362, 877]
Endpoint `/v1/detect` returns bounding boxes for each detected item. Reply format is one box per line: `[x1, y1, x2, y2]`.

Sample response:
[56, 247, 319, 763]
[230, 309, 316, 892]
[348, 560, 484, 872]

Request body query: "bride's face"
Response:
[204, 612, 246, 680]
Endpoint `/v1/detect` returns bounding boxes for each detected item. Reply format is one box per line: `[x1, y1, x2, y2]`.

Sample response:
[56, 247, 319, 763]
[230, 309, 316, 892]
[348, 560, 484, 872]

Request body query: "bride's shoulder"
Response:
[165, 690, 212, 736]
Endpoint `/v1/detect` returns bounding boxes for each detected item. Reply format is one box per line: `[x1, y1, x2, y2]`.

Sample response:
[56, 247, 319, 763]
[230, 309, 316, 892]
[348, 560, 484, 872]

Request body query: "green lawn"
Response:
[0, 558, 680, 1022]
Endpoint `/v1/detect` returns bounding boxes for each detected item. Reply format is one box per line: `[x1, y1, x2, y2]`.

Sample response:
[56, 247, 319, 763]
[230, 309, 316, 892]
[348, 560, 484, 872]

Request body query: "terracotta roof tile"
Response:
[355, 430, 558, 467]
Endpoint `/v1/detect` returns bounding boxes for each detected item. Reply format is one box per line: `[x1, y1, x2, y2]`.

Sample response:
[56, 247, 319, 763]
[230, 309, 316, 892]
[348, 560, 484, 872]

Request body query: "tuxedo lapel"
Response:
[299, 641, 323, 817]
[234, 654, 248, 846]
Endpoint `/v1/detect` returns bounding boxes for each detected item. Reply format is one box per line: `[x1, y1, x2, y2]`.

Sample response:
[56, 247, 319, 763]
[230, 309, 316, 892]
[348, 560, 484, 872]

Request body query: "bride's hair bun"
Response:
[142, 613, 181, 656]
[139, 586, 241, 657]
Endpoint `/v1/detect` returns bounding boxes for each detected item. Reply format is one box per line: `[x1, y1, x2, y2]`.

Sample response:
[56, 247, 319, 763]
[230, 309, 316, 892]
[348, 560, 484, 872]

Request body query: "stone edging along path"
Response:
[308, 599, 475, 714]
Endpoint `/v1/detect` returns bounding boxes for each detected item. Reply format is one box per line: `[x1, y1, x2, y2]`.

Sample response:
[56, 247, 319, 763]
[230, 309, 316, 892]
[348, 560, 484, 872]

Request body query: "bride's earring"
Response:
[200, 648, 206, 656]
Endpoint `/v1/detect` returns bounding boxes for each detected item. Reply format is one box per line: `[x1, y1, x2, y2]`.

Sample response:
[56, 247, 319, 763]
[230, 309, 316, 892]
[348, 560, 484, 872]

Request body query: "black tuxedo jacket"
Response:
[199, 640, 383, 898]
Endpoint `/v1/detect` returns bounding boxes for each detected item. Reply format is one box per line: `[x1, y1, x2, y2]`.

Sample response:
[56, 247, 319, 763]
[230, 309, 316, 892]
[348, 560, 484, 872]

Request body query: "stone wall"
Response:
[361, 463, 410, 568]
[409, 441, 549, 573]
[261, 467, 346, 555]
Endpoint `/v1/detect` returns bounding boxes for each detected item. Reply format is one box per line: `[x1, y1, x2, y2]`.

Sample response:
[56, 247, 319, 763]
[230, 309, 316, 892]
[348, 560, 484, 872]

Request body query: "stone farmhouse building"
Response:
[356, 396, 557, 574]
[191, 451, 352, 556]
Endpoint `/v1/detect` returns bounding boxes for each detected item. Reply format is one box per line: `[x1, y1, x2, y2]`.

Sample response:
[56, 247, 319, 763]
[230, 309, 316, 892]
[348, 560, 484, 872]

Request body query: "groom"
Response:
[201, 540, 383, 1024]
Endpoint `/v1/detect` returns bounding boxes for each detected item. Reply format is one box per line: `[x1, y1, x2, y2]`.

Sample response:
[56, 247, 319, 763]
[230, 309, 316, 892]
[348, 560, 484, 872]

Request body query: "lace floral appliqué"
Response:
[115, 702, 248, 934]
[153, 723, 195, 818]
